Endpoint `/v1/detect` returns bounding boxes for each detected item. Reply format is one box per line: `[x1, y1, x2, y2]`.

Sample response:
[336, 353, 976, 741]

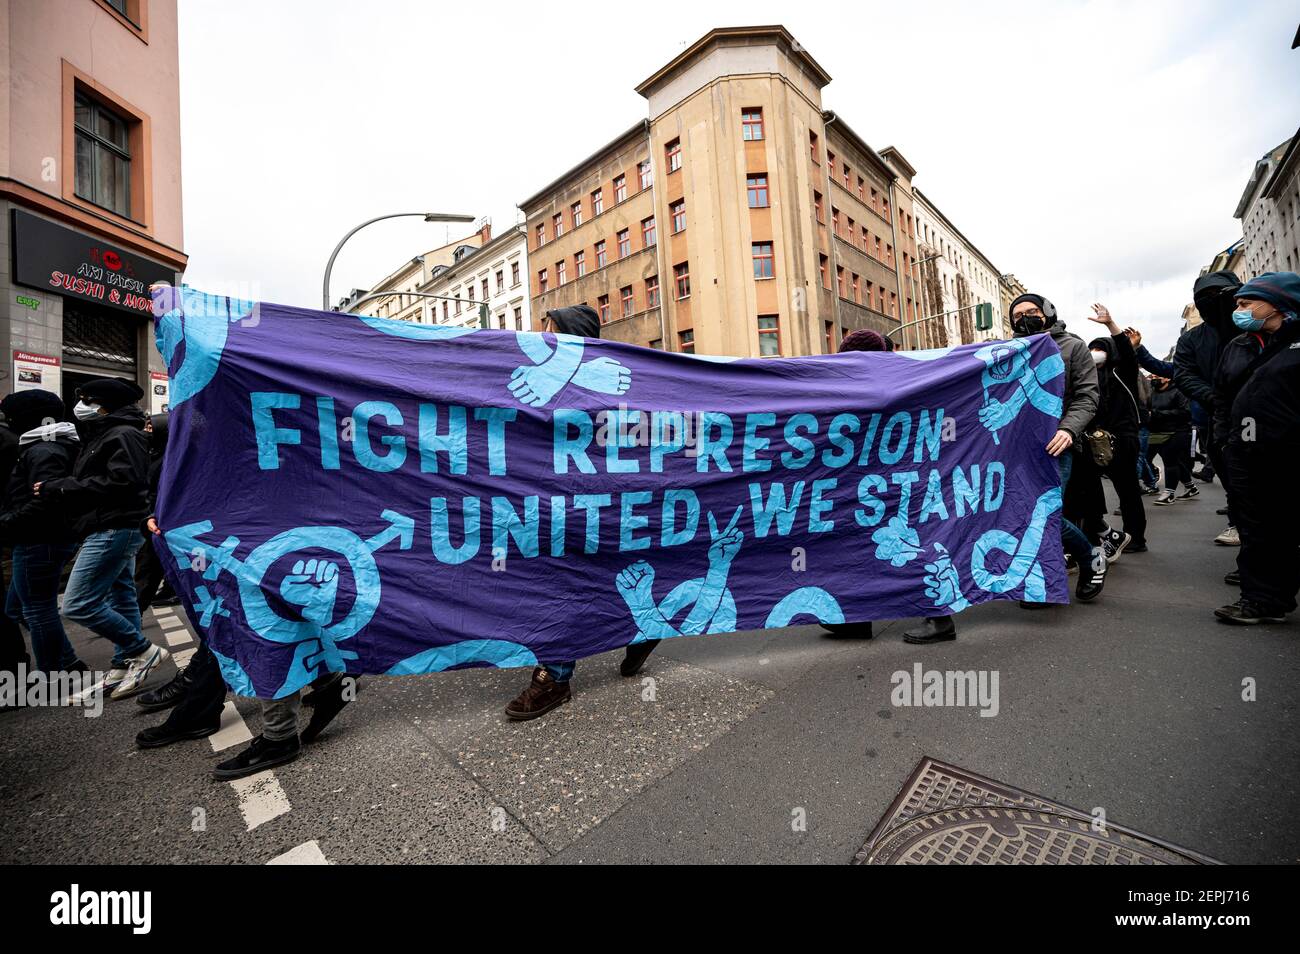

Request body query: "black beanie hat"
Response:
[546, 304, 601, 340]
[78, 377, 145, 412]
[1008, 293, 1058, 335]
[1, 389, 65, 434]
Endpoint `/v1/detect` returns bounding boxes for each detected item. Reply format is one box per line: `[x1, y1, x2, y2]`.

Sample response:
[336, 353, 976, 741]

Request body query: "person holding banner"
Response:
[505, 304, 659, 720]
[34, 378, 170, 698]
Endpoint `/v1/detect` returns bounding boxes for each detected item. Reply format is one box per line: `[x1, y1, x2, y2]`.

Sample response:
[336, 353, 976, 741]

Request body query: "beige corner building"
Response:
[519, 25, 1016, 358]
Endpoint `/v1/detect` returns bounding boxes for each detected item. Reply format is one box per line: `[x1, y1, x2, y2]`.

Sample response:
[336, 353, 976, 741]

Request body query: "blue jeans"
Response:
[1137, 428, 1156, 485]
[61, 529, 149, 666]
[1058, 453, 1096, 563]
[545, 662, 575, 682]
[8, 542, 80, 672]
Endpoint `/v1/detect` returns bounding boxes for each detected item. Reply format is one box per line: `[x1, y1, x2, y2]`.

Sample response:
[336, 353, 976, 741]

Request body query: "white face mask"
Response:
[1091, 351, 1107, 367]
[73, 401, 101, 421]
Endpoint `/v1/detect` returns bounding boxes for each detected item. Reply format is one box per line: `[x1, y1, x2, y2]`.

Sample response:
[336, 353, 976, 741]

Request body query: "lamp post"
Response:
[322, 212, 476, 310]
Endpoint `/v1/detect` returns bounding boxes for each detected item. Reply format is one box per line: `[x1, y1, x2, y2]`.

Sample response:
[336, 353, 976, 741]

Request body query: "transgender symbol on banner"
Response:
[974, 337, 1064, 444]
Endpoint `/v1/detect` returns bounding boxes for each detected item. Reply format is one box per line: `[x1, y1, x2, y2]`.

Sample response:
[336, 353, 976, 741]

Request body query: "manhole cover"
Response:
[855, 757, 1218, 865]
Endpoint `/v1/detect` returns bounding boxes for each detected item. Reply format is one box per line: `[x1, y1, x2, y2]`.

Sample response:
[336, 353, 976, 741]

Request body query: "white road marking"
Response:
[171, 647, 196, 667]
[158, 616, 185, 630]
[150, 607, 176, 619]
[163, 627, 192, 647]
[209, 700, 253, 752]
[230, 770, 291, 831]
[267, 840, 328, 865]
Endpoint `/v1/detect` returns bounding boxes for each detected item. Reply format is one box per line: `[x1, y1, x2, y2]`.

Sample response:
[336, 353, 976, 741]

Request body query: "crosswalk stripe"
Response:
[209, 700, 253, 752]
[171, 647, 196, 667]
[163, 627, 192, 647]
[230, 770, 290, 831]
[158, 617, 185, 630]
[268, 840, 328, 865]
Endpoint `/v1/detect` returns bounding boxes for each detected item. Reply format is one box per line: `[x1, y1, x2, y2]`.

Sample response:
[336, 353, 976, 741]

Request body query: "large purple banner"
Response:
[152, 287, 1067, 698]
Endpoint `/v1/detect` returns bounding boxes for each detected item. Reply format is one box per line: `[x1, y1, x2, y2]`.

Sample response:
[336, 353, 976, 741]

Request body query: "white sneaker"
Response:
[1214, 526, 1240, 547]
[110, 645, 170, 700]
[103, 666, 129, 689]
[1153, 490, 1176, 506]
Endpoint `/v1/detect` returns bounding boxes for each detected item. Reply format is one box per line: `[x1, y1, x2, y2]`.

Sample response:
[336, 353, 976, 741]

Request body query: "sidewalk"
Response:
[2, 480, 1297, 864]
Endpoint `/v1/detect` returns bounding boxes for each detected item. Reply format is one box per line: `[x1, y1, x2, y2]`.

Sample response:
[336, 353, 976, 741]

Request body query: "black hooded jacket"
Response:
[146, 412, 170, 511]
[1216, 320, 1300, 451]
[39, 405, 151, 537]
[0, 428, 80, 543]
[1148, 381, 1191, 433]
[1087, 333, 1142, 441]
[1173, 270, 1240, 410]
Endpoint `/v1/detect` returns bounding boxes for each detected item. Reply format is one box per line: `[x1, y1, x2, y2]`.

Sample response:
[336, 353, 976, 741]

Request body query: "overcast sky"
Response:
[177, 0, 1300, 355]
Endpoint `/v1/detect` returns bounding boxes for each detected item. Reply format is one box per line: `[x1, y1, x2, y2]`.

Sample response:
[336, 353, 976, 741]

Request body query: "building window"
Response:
[638, 160, 652, 190]
[752, 242, 774, 280]
[556, 261, 566, 285]
[747, 174, 769, 208]
[827, 151, 836, 176]
[666, 138, 681, 173]
[617, 229, 631, 259]
[814, 191, 824, 223]
[831, 208, 840, 235]
[538, 268, 548, 294]
[514, 306, 523, 330]
[642, 216, 656, 247]
[851, 273, 860, 303]
[836, 265, 845, 298]
[810, 131, 820, 164]
[742, 108, 764, 141]
[597, 294, 610, 323]
[857, 176, 865, 199]
[614, 174, 627, 203]
[825, 321, 835, 353]
[496, 270, 504, 293]
[595, 240, 607, 269]
[646, 274, 660, 308]
[886, 243, 894, 265]
[861, 226, 869, 249]
[889, 291, 897, 317]
[553, 212, 564, 237]
[757, 315, 780, 356]
[536, 223, 546, 247]
[842, 163, 850, 189]
[575, 250, 586, 278]
[679, 329, 695, 353]
[819, 253, 829, 289]
[481, 278, 489, 300]
[650, 338, 663, 350]
[621, 285, 634, 317]
[571, 201, 583, 227]
[671, 199, 686, 233]
[511, 262, 520, 286]
[443, 301, 449, 321]
[592, 188, 604, 215]
[74, 93, 131, 217]
[467, 285, 475, 303]
[674, 262, 690, 299]
[874, 236, 883, 258]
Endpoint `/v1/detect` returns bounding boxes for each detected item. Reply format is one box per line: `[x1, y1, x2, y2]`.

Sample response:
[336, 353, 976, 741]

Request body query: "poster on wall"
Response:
[150, 370, 170, 415]
[12, 350, 62, 395]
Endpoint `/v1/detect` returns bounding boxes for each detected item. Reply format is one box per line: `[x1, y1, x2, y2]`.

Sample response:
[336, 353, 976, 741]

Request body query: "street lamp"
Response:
[322, 212, 476, 310]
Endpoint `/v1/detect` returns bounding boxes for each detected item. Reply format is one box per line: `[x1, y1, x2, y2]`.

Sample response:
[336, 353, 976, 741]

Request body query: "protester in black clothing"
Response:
[1213, 272, 1300, 625]
[134, 413, 177, 612]
[0, 416, 28, 676]
[1146, 376, 1194, 505]
[1070, 305, 1148, 556]
[35, 378, 168, 699]
[1175, 270, 1242, 544]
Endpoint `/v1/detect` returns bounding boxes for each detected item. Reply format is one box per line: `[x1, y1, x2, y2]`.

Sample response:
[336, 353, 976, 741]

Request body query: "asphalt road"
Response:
[2, 479, 1296, 864]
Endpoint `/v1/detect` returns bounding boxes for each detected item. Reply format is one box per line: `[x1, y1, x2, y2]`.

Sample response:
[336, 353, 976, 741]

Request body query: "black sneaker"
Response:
[902, 616, 957, 644]
[1178, 484, 1200, 500]
[136, 718, 220, 749]
[300, 674, 357, 744]
[1214, 599, 1286, 625]
[821, 622, 874, 639]
[1018, 600, 1052, 610]
[1216, 507, 1229, 516]
[620, 639, 661, 676]
[1102, 529, 1131, 564]
[1075, 550, 1107, 602]
[1126, 542, 1149, 553]
[213, 734, 301, 781]
[1224, 570, 1241, 586]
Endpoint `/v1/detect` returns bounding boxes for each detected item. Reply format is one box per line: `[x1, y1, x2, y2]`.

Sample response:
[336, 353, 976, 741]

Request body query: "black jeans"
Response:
[164, 641, 228, 730]
[1073, 436, 1147, 547]
[1227, 445, 1300, 614]
[1150, 430, 1193, 489]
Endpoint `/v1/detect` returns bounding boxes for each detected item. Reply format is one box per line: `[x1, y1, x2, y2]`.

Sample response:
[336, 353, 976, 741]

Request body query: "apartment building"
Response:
[1, 0, 186, 412]
[913, 188, 1008, 345]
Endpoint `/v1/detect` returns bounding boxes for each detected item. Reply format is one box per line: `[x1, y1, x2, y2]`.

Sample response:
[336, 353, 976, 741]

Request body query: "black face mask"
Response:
[1013, 314, 1047, 335]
